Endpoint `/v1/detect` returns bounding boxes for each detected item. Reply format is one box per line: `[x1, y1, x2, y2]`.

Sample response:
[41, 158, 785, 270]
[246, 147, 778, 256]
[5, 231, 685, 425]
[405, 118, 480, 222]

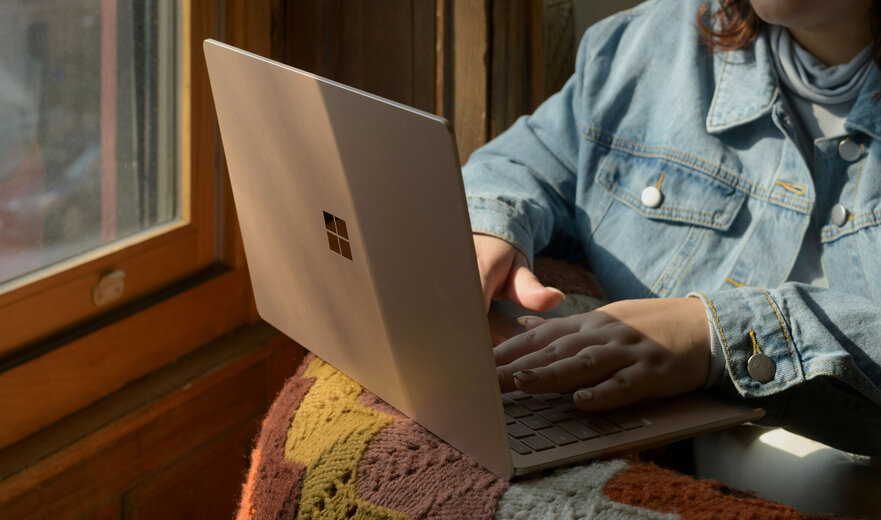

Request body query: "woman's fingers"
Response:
[509, 343, 630, 394]
[472, 233, 564, 313]
[506, 257, 565, 312]
[573, 364, 652, 412]
[474, 234, 518, 311]
[493, 317, 580, 367]
[494, 299, 711, 410]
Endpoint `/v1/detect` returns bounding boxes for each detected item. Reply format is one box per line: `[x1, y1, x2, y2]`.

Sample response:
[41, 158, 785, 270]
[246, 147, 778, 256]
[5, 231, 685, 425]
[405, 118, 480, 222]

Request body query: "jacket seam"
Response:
[852, 146, 865, 201]
[581, 4, 646, 81]
[649, 225, 697, 296]
[705, 56, 728, 131]
[582, 126, 814, 213]
[521, 121, 578, 203]
[649, 226, 693, 295]
[651, 226, 711, 296]
[471, 226, 529, 261]
[587, 189, 614, 239]
[669, 228, 713, 296]
[821, 210, 881, 242]
[803, 360, 878, 402]
[760, 288, 800, 379]
[599, 185, 739, 229]
[467, 196, 533, 251]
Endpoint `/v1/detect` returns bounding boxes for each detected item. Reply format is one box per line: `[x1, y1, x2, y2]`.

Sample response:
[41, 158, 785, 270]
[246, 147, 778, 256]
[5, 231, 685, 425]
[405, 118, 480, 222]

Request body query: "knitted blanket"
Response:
[237, 259, 846, 519]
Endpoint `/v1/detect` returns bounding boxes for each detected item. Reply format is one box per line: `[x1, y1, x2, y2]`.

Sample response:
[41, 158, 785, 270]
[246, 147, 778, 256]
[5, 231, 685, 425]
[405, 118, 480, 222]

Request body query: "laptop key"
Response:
[537, 408, 570, 423]
[557, 420, 602, 441]
[604, 413, 647, 430]
[506, 422, 533, 439]
[520, 398, 552, 411]
[539, 427, 577, 446]
[556, 402, 578, 413]
[535, 393, 564, 402]
[506, 390, 531, 401]
[504, 414, 516, 425]
[578, 416, 621, 435]
[509, 437, 532, 455]
[520, 434, 555, 452]
[520, 415, 552, 430]
[503, 404, 531, 418]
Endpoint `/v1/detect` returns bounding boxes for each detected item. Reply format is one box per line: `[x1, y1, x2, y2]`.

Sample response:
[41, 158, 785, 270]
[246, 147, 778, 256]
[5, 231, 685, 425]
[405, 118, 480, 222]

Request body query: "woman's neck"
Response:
[788, 14, 873, 65]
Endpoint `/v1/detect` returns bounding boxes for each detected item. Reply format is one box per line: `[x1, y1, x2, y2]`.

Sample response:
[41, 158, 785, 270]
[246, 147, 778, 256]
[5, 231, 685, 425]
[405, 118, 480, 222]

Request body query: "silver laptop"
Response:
[203, 39, 764, 479]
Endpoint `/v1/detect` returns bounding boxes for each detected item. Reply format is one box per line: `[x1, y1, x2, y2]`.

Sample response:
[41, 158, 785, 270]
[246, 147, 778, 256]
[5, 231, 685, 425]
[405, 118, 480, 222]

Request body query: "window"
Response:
[0, 0, 179, 286]
[0, 1, 214, 357]
[0, 1, 265, 450]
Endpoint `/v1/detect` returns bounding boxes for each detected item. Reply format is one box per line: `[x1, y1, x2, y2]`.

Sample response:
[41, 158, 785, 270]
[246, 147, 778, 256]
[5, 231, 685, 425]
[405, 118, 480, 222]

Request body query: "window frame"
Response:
[0, 0, 269, 450]
[0, 1, 211, 356]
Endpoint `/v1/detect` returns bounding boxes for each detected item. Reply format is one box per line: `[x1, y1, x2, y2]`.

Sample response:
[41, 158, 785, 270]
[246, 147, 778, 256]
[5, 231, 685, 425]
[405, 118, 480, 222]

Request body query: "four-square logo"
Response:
[323, 211, 352, 260]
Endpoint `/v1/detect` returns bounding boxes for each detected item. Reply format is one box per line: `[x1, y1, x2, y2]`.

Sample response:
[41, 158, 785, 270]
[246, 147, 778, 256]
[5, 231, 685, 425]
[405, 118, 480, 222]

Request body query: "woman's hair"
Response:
[696, 1, 881, 71]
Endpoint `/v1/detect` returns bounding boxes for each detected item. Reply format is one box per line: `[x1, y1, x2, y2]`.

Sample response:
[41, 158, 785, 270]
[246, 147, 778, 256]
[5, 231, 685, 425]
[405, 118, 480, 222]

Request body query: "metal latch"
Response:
[92, 270, 126, 307]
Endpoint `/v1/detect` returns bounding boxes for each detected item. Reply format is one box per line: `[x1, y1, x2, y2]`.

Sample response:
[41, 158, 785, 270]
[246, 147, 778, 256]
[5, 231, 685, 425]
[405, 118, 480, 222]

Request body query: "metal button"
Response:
[838, 138, 861, 162]
[747, 353, 776, 383]
[640, 186, 663, 208]
[831, 204, 849, 227]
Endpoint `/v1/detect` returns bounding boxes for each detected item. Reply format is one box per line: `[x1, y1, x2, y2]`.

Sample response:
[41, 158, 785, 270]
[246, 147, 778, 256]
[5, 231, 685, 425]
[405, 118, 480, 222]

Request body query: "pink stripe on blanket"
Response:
[357, 419, 508, 519]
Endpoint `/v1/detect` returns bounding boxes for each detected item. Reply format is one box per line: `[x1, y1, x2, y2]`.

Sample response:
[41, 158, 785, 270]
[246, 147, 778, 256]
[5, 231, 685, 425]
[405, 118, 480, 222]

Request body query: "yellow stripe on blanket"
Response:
[287, 357, 407, 519]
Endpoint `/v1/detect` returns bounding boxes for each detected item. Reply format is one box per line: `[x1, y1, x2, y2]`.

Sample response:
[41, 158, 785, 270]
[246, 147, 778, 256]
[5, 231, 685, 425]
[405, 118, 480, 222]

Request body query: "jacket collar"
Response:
[706, 28, 881, 142]
[845, 64, 881, 142]
[705, 30, 779, 134]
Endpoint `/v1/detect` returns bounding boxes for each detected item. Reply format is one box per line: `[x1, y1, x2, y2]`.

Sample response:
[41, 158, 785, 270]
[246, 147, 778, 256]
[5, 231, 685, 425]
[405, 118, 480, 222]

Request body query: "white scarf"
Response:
[768, 24, 873, 104]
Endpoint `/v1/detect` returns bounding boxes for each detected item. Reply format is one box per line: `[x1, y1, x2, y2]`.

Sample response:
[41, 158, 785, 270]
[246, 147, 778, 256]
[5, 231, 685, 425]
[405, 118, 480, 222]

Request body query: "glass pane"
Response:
[0, 0, 179, 284]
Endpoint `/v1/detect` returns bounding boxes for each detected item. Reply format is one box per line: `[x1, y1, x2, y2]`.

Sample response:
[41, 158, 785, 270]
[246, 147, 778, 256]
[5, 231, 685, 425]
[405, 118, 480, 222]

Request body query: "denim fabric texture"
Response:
[462, 0, 881, 454]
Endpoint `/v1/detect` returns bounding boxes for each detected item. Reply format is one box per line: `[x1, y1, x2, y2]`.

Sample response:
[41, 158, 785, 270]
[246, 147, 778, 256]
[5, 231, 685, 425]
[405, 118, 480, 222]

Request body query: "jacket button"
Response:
[838, 138, 861, 162]
[747, 353, 776, 383]
[640, 186, 663, 208]
[831, 204, 849, 227]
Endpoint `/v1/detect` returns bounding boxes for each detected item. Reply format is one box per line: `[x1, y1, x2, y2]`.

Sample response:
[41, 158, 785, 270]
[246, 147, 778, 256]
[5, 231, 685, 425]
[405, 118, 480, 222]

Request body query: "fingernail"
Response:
[546, 287, 566, 301]
[516, 315, 542, 327]
[513, 369, 539, 382]
[574, 390, 593, 401]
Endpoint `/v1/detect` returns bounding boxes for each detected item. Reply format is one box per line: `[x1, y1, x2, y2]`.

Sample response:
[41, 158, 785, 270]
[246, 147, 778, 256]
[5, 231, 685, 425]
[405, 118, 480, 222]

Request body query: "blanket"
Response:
[237, 259, 849, 519]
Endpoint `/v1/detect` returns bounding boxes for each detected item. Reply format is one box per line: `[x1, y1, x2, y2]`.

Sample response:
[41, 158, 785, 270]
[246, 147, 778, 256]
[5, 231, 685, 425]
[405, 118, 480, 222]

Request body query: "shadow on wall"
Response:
[574, 0, 644, 39]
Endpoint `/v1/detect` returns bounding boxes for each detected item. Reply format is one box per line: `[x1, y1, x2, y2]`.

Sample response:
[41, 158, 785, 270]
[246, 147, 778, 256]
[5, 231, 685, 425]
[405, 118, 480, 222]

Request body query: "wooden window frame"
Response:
[0, 0, 272, 451]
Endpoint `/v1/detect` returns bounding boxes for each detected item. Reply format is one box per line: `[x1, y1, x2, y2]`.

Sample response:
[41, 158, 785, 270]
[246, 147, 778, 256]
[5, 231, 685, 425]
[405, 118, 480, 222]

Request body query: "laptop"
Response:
[203, 39, 764, 479]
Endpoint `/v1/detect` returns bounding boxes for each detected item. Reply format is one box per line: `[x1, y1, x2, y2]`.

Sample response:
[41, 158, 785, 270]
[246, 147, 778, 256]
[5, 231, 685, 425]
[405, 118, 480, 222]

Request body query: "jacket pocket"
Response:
[587, 152, 746, 299]
[597, 153, 745, 231]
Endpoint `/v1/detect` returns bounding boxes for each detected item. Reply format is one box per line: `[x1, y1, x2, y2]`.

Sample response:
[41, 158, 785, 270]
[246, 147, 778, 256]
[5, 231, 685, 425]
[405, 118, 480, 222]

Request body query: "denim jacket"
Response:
[462, 0, 881, 455]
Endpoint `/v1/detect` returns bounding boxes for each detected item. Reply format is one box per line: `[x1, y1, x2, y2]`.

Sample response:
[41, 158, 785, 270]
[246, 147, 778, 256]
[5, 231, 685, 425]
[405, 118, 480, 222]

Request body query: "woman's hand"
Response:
[474, 233, 564, 312]
[495, 298, 710, 411]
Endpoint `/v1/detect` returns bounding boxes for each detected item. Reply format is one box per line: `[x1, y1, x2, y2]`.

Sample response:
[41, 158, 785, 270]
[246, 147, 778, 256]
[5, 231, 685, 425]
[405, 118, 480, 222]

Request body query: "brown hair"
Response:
[696, 1, 881, 71]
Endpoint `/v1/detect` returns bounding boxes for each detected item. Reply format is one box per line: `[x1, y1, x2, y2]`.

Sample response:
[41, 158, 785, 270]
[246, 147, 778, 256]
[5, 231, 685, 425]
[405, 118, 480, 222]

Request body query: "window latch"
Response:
[92, 270, 126, 307]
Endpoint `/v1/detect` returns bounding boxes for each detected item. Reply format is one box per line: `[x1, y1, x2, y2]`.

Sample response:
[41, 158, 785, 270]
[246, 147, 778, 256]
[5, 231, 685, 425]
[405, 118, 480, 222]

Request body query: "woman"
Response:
[463, 0, 881, 455]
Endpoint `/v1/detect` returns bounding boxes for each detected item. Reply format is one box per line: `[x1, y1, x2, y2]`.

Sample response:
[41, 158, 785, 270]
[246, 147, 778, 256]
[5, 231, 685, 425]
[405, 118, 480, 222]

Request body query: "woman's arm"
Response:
[692, 284, 881, 455]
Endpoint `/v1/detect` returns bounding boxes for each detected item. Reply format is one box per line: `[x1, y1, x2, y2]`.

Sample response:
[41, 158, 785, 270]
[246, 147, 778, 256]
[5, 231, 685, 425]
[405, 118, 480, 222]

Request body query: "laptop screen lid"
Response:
[203, 40, 512, 477]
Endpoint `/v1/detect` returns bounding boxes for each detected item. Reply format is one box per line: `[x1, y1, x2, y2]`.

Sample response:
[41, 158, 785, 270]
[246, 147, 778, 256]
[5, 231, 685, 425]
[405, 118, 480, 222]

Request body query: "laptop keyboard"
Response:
[503, 390, 649, 455]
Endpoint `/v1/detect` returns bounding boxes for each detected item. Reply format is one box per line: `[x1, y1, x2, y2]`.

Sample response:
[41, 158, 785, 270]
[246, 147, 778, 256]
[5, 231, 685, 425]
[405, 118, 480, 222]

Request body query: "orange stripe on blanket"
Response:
[603, 463, 832, 520]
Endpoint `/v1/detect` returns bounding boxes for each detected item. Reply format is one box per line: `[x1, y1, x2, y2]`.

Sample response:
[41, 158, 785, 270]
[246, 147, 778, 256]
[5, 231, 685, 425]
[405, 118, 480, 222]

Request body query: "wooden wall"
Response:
[0, 324, 301, 519]
[278, 0, 438, 114]
[274, 0, 576, 163]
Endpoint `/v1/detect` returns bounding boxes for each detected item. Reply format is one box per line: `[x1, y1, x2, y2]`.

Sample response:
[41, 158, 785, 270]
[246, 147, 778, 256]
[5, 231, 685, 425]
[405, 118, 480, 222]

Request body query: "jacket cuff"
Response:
[689, 288, 805, 398]
[466, 195, 535, 266]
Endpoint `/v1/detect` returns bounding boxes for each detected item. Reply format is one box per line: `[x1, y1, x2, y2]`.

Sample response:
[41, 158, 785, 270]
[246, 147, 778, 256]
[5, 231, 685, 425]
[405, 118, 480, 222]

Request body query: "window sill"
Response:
[0, 265, 257, 450]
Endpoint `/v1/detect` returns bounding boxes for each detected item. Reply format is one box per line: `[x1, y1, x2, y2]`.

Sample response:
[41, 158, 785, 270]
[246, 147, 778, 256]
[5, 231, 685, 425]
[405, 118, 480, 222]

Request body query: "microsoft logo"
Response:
[323, 211, 352, 261]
